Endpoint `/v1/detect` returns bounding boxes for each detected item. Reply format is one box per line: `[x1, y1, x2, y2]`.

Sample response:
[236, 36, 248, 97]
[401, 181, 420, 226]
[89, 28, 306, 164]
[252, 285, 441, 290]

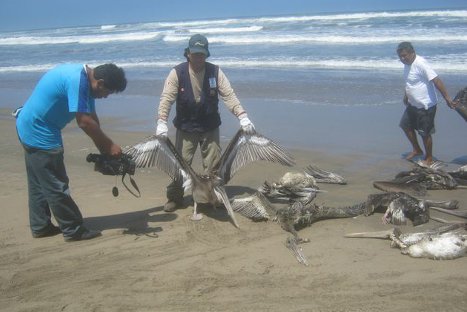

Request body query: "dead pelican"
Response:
[447, 164, 467, 186]
[258, 165, 345, 205]
[124, 129, 294, 227]
[363, 192, 459, 226]
[373, 161, 458, 196]
[232, 192, 369, 265]
[258, 171, 320, 205]
[345, 223, 467, 260]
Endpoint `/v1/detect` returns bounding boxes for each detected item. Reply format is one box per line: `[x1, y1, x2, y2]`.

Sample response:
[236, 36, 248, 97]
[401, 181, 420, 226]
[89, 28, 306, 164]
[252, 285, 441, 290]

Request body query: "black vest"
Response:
[173, 62, 221, 132]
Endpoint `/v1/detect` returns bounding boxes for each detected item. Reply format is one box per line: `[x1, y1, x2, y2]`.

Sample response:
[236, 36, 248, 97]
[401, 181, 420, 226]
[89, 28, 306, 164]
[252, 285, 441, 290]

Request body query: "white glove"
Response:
[156, 119, 168, 137]
[239, 114, 255, 134]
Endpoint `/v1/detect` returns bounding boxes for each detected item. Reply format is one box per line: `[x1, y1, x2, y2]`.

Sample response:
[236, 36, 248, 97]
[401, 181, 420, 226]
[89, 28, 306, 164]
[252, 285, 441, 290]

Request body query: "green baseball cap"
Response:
[187, 34, 210, 57]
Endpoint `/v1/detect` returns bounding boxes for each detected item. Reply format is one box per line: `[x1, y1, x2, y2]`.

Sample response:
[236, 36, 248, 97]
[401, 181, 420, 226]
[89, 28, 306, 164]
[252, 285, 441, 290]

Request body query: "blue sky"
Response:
[1, 0, 466, 31]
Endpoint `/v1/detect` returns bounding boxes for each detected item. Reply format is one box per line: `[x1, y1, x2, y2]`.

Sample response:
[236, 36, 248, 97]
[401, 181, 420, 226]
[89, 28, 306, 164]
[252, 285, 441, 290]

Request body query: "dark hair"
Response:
[93, 63, 127, 92]
[183, 48, 190, 61]
[397, 41, 415, 53]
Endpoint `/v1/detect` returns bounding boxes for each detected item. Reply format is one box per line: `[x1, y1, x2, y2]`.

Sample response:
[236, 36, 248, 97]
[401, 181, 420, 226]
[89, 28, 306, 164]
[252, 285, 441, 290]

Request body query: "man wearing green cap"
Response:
[155, 34, 255, 212]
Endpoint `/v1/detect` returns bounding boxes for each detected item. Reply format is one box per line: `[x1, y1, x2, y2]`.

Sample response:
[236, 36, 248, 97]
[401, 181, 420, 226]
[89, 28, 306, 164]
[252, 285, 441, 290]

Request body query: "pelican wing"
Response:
[215, 129, 294, 184]
[305, 165, 347, 184]
[231, 192, 273, 221]
[123, 135, 191, 185]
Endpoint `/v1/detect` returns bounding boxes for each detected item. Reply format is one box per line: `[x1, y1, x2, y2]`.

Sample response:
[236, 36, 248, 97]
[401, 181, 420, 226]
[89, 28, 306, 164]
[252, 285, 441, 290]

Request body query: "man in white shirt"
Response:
[397, 41, 455, 166]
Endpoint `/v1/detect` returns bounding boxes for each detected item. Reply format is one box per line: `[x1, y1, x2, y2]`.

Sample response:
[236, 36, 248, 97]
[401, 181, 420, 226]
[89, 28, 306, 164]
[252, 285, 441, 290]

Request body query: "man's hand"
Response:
[239, 114, 255, 134]
[449, 98, 460, 109]
[156, 119, 168, 137]
[109, 143, 122, 157]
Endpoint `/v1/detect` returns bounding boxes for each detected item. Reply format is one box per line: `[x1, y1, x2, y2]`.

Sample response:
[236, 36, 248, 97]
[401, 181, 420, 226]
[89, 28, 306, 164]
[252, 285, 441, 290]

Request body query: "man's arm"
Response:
[217, 68, 246, 117]
[76, 112, 121, 156]
[403, 92, 409, 106]
[432, 76, 454, 108]
[157, 69, 179, 121]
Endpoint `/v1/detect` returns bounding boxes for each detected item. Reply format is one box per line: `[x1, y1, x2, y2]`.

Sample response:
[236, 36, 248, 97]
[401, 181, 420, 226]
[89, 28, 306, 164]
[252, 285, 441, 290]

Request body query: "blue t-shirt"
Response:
[16, 64, 95, 149]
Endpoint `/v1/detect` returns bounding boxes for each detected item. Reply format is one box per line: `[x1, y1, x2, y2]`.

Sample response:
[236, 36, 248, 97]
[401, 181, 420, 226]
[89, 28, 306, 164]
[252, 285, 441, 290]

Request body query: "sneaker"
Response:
[32, 225, 61, 238]
[164, 200, 183, 212]
[64, 228, 102, 242]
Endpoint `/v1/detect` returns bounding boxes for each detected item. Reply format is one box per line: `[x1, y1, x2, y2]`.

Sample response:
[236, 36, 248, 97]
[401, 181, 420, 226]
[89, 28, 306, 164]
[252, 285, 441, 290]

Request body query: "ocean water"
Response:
[1, 9, 466, 162]
[1, 9, 467, 74]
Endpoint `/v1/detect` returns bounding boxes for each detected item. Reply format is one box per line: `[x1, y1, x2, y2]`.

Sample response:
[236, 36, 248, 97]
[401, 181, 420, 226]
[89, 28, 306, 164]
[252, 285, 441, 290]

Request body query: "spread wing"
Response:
[123, 135, 192, 187]
[214, 129, 294, 184]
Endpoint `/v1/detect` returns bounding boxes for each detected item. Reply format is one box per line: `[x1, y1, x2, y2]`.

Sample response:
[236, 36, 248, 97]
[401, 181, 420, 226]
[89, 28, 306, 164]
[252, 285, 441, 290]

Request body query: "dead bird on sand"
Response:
[363, 192, 460, 226]
[124, 129, 294, 228]
[447, 164, 467, 186]
[345, 223, 467, 260]
[258, 165, 346, 205]
[373, 161, 459, 196]
[232, 192, 369, 265]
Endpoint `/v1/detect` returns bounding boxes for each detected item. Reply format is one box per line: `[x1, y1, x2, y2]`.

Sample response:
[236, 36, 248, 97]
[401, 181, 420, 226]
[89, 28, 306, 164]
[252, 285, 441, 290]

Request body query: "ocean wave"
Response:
[149, 10, 467, 28]
[187, 26, 263, 34]
[2, 57, 466, 73]
[248, 10, 467, 23]
[3, 31, 465, 46]
[0, 31, 161, 45]
[1, 9, 465, 47]
[164, 33, 467, 44]
[100, 25, 117, 30]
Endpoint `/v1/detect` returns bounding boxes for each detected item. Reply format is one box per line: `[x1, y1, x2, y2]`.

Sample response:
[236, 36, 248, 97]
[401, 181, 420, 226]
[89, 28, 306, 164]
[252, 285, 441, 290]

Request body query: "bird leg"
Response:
[389, 232, 408, 249]
[190, 202, 203, 221]
[286, 236, 309, 266]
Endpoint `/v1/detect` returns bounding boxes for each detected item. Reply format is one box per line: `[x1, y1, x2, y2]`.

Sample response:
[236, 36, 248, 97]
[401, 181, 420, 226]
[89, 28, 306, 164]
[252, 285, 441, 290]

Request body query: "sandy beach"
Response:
[2, 6, 467, 310]
[1, 108, 467, 312]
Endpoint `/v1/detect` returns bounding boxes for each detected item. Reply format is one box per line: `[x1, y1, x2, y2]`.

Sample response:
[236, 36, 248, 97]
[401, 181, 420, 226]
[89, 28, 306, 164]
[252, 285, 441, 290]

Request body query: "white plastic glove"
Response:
[239, 114, 255, 134]
[156, 119, 168, 137]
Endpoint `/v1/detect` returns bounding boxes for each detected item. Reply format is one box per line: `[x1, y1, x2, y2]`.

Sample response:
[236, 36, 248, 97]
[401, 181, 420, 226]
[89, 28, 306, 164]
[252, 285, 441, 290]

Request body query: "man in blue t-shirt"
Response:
[16, 63, 127, 241]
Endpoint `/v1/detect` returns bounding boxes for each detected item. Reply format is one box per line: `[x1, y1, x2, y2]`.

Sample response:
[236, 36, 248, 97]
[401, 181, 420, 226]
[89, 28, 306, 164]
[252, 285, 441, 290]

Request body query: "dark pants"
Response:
[23, 145, 83, 237]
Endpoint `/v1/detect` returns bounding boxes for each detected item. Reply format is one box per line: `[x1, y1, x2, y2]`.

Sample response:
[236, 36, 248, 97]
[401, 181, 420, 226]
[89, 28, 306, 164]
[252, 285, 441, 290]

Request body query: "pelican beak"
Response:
[344, 229, 396, 239]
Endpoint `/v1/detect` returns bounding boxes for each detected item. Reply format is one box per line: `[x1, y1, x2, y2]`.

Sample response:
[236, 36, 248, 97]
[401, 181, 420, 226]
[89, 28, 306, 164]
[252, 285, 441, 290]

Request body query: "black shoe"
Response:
[164, 200, 183, 212]
[32, 225, 61, 238]
[64, 228, 102, 242]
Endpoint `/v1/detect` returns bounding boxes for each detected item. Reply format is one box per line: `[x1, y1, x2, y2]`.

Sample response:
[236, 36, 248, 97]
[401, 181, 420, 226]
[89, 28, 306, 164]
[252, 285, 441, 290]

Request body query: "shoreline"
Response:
[1, 69, 466, 165]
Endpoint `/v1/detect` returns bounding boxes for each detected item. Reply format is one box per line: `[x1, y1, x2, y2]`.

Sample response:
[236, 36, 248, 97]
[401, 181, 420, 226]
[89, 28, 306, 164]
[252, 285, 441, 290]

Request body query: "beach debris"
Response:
[124, 129, 294, 228]
[345, 223, 467, 260]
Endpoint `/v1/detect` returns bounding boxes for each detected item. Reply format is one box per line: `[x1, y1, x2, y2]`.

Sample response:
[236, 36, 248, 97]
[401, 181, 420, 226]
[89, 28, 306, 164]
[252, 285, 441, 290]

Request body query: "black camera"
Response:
[86, 153, 136, 176]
